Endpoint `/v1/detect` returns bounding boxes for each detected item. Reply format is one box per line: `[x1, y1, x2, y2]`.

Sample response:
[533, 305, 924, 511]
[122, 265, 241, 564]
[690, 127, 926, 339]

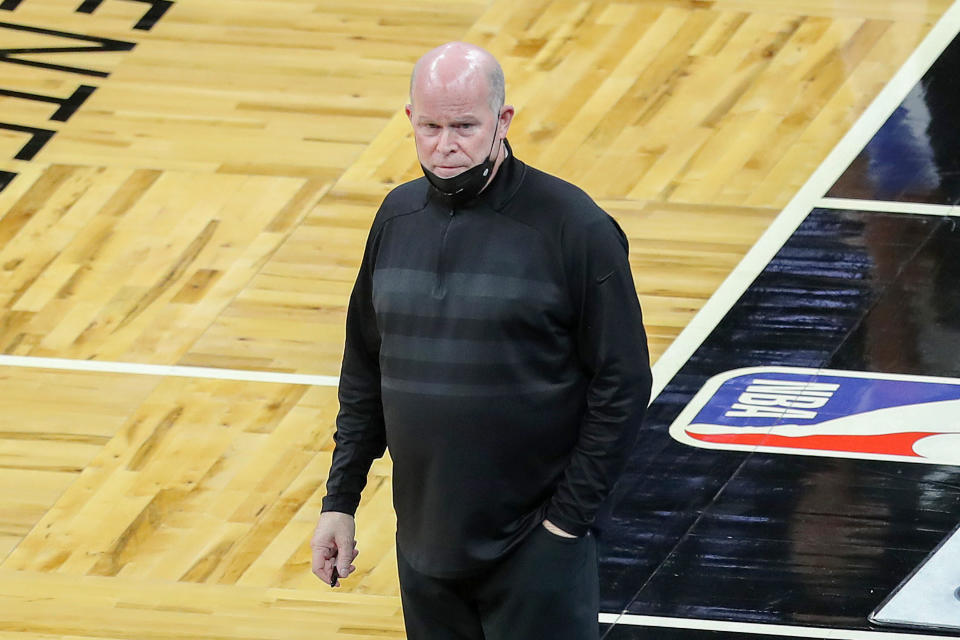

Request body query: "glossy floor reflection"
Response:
[597, 16, 960, 640]
[828, 35, 960, 204]
[599, 206, 960, 638]
[601, 627, 819, 640]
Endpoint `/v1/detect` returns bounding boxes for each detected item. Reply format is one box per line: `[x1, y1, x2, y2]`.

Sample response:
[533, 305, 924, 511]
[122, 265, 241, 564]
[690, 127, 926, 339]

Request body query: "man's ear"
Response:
[497, 105, 515, 138]
[405, 104, 413, 123]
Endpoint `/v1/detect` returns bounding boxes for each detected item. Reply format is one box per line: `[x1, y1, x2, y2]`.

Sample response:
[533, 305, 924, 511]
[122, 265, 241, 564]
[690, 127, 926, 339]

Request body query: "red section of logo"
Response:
[687, 431, 937, 457]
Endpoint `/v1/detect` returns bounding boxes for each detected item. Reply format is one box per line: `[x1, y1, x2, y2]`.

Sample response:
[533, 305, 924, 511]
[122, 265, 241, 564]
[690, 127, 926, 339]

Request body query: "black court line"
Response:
[0, 171, 14, 192]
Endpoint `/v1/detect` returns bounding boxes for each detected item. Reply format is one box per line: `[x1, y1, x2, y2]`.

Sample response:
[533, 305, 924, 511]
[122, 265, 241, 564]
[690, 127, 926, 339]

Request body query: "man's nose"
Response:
[438, 128, 458, 152]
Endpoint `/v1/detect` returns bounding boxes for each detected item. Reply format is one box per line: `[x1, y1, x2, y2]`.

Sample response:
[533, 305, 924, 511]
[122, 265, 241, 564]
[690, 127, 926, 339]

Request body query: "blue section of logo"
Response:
[692, 370, 960, 428]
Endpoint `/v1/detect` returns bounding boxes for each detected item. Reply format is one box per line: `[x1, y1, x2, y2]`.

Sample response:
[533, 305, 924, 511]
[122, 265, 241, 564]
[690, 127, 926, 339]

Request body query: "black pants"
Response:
[397, 525, 600, 640]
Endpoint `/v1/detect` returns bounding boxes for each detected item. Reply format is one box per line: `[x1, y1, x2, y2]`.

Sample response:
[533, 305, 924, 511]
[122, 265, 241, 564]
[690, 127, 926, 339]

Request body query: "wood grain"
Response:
[0, 0, 949, 636]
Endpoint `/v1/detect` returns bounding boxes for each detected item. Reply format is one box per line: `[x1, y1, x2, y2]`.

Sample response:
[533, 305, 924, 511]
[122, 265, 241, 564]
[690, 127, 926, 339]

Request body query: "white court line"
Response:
[818, 197, 960, 217]
[872, 525, 960, 631]
[598, 613, 957, 640]
[0, 354, 339, 387]
[647, 0, 960, 401]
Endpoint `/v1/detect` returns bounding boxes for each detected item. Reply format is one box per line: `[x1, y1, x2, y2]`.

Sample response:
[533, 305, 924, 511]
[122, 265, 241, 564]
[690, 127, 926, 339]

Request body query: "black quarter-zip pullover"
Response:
[322, 145, 652, 577]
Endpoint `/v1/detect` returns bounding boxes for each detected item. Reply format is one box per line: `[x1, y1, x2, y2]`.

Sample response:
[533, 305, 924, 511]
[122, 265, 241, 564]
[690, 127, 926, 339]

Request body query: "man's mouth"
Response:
[434, 165, 466, 177]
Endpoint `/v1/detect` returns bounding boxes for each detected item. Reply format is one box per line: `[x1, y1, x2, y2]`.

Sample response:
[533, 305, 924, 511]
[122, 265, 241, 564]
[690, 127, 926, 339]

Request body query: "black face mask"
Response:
[421, 113, 502, 205]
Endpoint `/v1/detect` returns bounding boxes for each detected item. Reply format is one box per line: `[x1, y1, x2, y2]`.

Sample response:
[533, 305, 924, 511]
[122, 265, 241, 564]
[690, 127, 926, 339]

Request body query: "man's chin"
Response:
[431, 167, 467, 178]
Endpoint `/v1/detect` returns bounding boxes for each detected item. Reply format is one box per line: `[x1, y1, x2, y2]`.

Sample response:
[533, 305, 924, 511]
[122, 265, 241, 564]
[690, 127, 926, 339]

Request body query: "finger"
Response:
[335, 540, 356, 575]
[312, 547, 338, 583]
[311, 543, 336, 559]
[310, 547, 326, 578]
[312, 562, 331, 583]
[313, 564, 332, 583]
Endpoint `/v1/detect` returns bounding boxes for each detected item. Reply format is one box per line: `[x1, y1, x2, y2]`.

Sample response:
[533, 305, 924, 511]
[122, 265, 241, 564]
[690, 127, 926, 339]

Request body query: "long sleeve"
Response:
[546, 214, 652, 536]
[321, 224, 387, 516]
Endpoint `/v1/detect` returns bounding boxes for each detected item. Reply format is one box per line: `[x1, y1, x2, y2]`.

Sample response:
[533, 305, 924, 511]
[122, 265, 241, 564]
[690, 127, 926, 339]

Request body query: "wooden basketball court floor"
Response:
[1, 0, 960, 638]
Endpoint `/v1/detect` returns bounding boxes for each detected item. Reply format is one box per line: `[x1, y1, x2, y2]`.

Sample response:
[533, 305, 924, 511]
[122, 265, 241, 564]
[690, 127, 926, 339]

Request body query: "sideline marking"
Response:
[818, 198, 960, 216]
[598, 613, 957, 640]
[0, 355, 339, 387]
[872, 525, 960, 632]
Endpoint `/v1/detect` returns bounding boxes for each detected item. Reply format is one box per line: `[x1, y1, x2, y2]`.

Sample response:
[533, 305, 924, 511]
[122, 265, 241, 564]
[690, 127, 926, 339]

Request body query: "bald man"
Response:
[311, 42, 651, 639]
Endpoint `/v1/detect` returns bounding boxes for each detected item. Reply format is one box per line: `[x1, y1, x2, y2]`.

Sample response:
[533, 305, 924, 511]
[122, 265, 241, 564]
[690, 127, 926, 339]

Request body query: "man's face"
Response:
[406, 78, 501, 178]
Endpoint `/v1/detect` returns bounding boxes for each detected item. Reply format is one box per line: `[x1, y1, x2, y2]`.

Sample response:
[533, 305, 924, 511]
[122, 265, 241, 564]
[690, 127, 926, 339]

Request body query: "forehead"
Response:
[411, 72, 491, 121]
[412, 95, 488, 123]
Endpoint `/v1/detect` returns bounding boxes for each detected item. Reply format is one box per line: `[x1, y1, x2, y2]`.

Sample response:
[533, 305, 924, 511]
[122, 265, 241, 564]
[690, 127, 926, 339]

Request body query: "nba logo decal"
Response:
[669, 367, 960, 465]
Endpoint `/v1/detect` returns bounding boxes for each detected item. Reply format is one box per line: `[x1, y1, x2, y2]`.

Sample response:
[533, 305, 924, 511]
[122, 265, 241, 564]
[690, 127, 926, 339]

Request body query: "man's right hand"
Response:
[311, 511, 358, 587]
